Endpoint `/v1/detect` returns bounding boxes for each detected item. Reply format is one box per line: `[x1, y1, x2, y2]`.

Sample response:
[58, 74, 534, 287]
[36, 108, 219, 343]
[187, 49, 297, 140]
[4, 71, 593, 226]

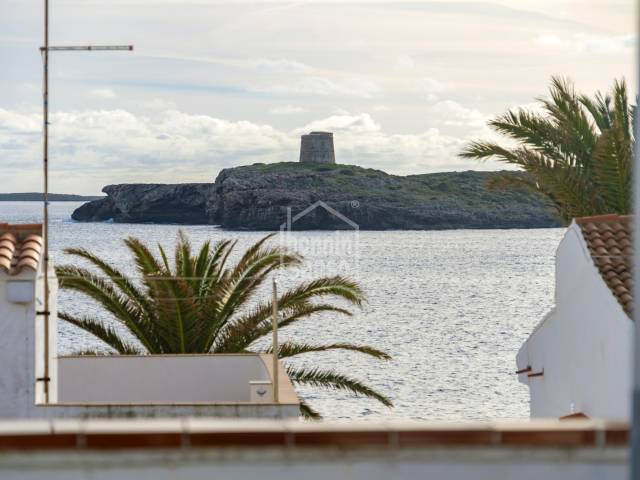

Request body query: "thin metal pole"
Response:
[272, 278, 279, 403]
[41, 0, 50, 404]
[37, 0, 132, 405]
[631, 0, 640, 474]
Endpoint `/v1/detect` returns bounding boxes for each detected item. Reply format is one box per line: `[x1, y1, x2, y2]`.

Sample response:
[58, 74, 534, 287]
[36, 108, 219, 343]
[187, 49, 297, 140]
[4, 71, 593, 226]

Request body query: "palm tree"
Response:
[460, 77, 634, 223]
[55, 233, 392, 418]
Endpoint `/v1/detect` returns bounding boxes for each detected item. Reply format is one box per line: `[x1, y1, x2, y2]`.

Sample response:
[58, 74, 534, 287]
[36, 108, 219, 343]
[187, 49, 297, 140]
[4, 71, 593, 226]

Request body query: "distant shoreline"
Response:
[0, 193, 103, 202]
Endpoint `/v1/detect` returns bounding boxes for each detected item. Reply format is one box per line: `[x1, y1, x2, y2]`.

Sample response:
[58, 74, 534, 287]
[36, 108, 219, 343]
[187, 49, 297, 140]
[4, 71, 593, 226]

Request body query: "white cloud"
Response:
[270, 105, 306, 115]
[534, 34, 565, 47]
[0, 109, 294, 174]
[253, 77, 382, 98]
[417, 77, 450, 102]
[429, 101, 488, 127]
[143, 98, 177, 110]
[297, 113, 381, 135]
[248, 58, 312, 74]
[296, 112, 484, 172]
[90, 88, 117, 99]
[0, 107, 502, 193]
[0, 108, 40, 134]
[393, 55, 416, 73]
[533, 32, 636, 54]
[510, 101, 548, 116]
[574, 33, 636, 54]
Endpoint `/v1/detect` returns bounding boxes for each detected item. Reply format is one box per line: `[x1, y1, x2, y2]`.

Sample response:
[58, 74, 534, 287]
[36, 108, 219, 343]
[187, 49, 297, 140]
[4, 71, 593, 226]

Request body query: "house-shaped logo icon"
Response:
[278, 201, 360, 277]
[280, 201, 359, 232]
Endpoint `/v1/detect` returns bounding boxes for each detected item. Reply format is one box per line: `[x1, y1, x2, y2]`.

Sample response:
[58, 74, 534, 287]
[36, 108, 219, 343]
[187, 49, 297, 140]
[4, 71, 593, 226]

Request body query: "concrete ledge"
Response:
[0, 419, 628, 451]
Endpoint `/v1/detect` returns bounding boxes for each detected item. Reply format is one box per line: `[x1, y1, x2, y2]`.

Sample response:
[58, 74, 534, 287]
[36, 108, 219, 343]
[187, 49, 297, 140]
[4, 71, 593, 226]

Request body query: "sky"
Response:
[0, 0, 636, 195]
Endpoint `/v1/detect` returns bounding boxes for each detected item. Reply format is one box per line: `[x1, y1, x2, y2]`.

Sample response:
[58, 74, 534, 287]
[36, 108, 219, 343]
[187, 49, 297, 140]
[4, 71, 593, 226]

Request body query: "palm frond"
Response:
[461, 76, 634, 223]
[55, 265, 158, 352]
[175, 230, 193, 281]
[61, 247, 154, 321]
[287, 366, 393, 408]
[267, 341, 391, 360]
[124, 237, 165, 278]
[215, 303, 352, 353]
[299, 400, 322, 420]
[59, 311, 141, 354]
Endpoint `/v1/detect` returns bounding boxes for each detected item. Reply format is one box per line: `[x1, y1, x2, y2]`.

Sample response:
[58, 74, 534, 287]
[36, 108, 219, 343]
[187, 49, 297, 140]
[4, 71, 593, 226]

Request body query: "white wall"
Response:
[0, 447, 628, 480]
[0, 263, 299, 419]
[517, 223, 633, 419]
[0, 272, 33, 418]
[58, 355, 271, 403]
[0, 262, 58, 418]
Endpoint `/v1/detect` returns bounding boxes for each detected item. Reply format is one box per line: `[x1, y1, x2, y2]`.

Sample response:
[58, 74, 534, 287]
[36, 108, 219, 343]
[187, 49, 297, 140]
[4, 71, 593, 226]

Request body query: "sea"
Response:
[1, 201, 565, 421]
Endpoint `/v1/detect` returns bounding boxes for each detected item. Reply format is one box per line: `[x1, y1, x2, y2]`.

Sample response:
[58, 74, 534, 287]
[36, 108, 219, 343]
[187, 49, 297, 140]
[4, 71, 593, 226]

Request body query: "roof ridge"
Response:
[575, 214, 632, 224]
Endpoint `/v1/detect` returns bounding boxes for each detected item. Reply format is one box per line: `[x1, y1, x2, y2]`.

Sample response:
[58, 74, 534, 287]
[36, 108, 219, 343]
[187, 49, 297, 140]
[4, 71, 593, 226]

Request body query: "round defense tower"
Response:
[299, 132, 335, 164]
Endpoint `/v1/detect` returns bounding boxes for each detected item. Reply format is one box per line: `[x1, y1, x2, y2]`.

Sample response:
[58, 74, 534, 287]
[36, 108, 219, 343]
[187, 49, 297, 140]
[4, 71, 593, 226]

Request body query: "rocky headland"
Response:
[72, 163, 562, 230]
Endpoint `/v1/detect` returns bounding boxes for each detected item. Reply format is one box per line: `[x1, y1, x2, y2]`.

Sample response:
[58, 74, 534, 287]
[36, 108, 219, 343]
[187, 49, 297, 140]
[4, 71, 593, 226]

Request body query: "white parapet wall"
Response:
[0, 419, 629, 480]
[46, 353, 300, 419]
[58, 354, 273, 403]
[0, 258, 58, 418]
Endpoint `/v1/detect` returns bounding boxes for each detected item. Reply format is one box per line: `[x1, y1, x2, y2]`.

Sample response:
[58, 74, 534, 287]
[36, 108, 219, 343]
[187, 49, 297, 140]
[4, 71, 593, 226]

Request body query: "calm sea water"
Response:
[1, 201, 565, 421]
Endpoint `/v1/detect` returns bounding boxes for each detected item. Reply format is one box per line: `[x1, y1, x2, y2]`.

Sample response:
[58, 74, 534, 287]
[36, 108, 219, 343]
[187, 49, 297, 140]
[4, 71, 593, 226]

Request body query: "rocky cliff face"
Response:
[208, 163, 561, 230]
[72, 184, 210, 224]
[72, 163, 562, 229]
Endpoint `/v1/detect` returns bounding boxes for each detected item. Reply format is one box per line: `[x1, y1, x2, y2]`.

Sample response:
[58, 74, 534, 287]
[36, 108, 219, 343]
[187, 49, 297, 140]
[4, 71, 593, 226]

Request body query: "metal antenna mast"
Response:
[40, 0, 133, 404]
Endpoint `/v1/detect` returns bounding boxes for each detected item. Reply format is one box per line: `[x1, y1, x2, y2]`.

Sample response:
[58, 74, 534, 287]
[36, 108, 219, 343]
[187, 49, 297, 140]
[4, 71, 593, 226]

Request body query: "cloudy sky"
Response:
[1, 0, 635, 194]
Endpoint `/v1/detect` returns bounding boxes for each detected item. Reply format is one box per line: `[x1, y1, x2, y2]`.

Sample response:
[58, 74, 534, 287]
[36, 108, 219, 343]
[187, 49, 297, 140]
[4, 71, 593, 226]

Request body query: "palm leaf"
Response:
[59, 311, 141, 354]
[55, 265, 158, 352]
[61, 247, 155, 324]
[287, 366, 393, 408]
[461, 76, 634, 222]
[268, 341, 391, 360]
[216, 301, 353, 353]
[299, 400, 322, 420]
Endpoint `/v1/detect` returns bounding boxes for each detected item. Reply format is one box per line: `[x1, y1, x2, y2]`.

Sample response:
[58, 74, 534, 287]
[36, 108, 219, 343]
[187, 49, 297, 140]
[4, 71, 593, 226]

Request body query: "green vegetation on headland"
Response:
[0, 193, 103, 202]
[71, 163, 561, 229]
[462, 77, 633, 222]
[210, 162, 561, 229]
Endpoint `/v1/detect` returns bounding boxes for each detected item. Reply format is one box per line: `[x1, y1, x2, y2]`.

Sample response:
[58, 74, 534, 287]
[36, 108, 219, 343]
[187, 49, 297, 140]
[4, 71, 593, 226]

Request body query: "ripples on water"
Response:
[1, 202, 565, 421]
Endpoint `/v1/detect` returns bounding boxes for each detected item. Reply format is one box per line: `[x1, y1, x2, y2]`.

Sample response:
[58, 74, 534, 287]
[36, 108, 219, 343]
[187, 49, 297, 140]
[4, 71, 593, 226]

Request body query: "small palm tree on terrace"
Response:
[460, 76, 634, 223]
[55, 233, 392, 418]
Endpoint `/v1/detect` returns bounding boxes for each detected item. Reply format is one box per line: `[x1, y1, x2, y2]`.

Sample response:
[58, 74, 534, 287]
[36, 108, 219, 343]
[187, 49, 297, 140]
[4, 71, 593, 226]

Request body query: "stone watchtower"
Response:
[299, 132, 335, 164]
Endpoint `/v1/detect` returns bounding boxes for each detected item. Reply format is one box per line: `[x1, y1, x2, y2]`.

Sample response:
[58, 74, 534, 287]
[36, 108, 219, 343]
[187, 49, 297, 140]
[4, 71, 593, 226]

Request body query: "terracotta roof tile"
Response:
[575, 215, 632, 316]
[0, 224, 43, 276]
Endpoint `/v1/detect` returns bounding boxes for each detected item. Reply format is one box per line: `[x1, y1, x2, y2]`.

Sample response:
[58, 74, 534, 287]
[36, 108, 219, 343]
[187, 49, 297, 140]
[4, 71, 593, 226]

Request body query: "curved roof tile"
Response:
[0, 223, 43, 276]
[575, 215, 632, 317]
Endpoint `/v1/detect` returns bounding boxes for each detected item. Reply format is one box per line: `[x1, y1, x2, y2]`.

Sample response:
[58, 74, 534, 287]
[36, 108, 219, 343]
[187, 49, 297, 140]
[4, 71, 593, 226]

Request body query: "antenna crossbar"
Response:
[41, 45, 133, 51]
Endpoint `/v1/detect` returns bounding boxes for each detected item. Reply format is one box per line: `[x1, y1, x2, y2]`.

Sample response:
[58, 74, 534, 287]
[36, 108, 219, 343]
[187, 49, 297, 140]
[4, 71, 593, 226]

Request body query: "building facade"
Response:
[517, 215, 632, 420]
[0, 223, 299, 420]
